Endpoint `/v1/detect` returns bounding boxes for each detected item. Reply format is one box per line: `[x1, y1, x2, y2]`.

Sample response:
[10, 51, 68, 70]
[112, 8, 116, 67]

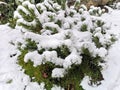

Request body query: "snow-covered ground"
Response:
[0, 9, 120, 90]
[0, 26, 26, 90]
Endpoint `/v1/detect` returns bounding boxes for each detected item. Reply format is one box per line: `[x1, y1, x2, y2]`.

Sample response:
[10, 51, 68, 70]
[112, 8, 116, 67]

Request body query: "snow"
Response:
[43, 22, 60, 31]
[81, 9, 120, 90]
[51, 85, 64, 90]
[25, 82, 45, 90]
[24, 51, 43, 67]
[42, 51, 58, 64]
[89, 6, 103, 16]
[1, 5, 120, 90]
[96, 47, 107, 58]
[17, 19, 37, 27]
[52, 68, 65, 78]
[63, 51, 82, 68]
[17, 5, 30, 15]
[0, 1, 7, 5]
[116, 2, 120, 10]
[53, 3, 61, 10]
[0, 25, 45, 90]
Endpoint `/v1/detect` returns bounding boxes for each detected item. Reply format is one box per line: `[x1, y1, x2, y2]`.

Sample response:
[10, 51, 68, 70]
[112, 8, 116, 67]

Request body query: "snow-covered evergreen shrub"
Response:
[13, 0, 116, 89]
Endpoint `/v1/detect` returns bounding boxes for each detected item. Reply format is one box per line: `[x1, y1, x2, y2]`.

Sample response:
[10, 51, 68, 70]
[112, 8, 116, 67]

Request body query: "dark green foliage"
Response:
[110, 35, 116, 42]
[18, 49, 52, 89]
[18, 21, 42, 34]
[8, 18, 17, 28]
[69, 12, 74, 17]
[38, 48, 46, 54]
[55, 20, 62, 27]
[18, 49, 61, 89]
[38, 45, 70, 59]
[18, 49, 84, 90]
[107, 0, 116, 6]
[80, 48, 103, 85]
[62, 65, 84, 90]
[23, 38, 70, 59]
[6, 79, 13, 84]
[74, 0, 81, 10]
[0, 3, 8, 24]
[15, 0, 116, 89]
[101, 28, 106, 34]
[0, 0, 17, 26]
[92, 36, 102, 48]
[81, 24, 88, 32]
[45, 26, 58, 34]
[106, 36, 117, 49]
[81, 17, 86, 21]
[18, 10, 33, 22]
[35, 0, 44, 4]
[96, 20, 105, 27]
[49, 45, 71, 59]
[48, 15, 55, 22]
[89, 7, 104, 16]
[17, 40, 105, 89]
[56, 45, 70, 59]
[25, 39, 38, 51]
[37, 5, 43, 14]
[18, 41, 84, 89]
[18, 46, 103, 89]
[91, 9, 98, 15]
[54, 0, 66, 10]
[16, 2, 43, 33]
[50, 65, 84, 90]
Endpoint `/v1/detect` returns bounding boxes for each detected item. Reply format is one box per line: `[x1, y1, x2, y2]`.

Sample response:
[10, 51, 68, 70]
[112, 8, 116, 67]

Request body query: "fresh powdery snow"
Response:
[1, 8, 120, 90]
[0, 25, 45, 90]
[81, 9, 120, 90]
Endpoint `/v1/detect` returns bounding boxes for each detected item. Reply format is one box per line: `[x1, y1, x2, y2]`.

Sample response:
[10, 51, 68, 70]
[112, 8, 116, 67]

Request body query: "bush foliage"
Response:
[9, 0, 117, 90]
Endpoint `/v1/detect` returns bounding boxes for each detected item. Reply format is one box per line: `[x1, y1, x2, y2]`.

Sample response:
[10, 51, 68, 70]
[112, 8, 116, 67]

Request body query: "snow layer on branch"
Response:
[26, 82, 46, 90]
[52, 68, 65, 78]
[36, 3, 47, 11]
[13, 0, 117, 82]
[63, 51, 82, 68]
[42, 51, 58, 63]
[43, 22, 60, 31]
[97, 47, 107, 58]
[1, 2, 120, 90]
[24, 51, 43, 67]
[14, 11, 22, 19]
[17, 19, 36, 27]
[24, 32, 69, 49]
[0, 1, 7, 4]
[51, 85, 64, 90]
[24, 47, 64, 66]
[17, 5, 30, 15]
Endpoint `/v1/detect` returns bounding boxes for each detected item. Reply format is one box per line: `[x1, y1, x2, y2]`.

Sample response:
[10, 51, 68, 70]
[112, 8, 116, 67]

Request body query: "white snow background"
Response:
[1, 6, 120, 90]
